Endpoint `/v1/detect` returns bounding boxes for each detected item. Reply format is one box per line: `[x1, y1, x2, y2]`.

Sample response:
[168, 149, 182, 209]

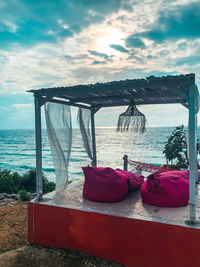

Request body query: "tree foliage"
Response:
[163, 125, 200, 169]
[19, 189, 31, 201]
[0, 169, 56, 195]
[0, 170, 21, 194]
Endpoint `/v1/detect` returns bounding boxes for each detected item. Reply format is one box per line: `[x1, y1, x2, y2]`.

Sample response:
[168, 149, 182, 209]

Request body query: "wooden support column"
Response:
[188, 85, 197, 223]
[34, 95, 43, 201]
[91, 107, 97, 167]
[123, 155, 128, 171]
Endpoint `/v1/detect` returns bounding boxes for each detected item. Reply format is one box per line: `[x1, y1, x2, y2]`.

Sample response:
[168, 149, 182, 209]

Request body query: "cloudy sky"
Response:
[0, 0, 200, 129]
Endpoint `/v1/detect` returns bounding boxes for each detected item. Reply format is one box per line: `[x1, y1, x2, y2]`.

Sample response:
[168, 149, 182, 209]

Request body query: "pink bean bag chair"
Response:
[82, 166, 128, 202]
[115, 169, 144, 192]
[140, 171, 189, 207]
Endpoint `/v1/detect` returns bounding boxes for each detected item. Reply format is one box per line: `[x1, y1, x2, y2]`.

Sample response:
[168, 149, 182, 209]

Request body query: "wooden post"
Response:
[188, 85, 197, 223]
[123, 155, 128, 171]
[34, 95, 43, 201]
[91, 107, 97, 167]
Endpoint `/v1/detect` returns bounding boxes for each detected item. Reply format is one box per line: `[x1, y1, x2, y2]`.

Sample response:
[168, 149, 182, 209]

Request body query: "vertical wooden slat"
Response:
[34, 96, 43, 201]
[91, 107, 97, 167]
[188, 85, 197, 223]
[123, 155, 128, 171]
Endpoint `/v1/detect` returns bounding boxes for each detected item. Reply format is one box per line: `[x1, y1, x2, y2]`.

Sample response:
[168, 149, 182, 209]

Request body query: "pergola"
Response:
[29, 73, 199, 223]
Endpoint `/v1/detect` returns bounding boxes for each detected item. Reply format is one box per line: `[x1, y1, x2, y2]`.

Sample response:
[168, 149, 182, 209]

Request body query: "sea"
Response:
[0, 127, 199, 182]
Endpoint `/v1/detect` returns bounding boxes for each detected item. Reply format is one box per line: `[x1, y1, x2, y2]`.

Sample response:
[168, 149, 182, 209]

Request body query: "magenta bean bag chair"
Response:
[140, 171, 189, 207]
[82, 166, 128, 202]
[115, 169, 144, 192]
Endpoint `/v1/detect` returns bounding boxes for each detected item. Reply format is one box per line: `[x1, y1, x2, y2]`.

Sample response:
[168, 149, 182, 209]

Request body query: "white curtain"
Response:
[45, 102, 72, 192]
[77, 108, 93, 164]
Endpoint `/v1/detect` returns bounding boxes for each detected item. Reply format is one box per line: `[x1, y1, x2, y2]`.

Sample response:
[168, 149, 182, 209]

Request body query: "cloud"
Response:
[0, 94, 35, 129]
[1, 0, 200, 130]
[110, 44, 129, 53]
[1, 1, 200, 121]
[125, 36, 146, 48]
[88, 50, 110, 60]
[0, 55, 8, 64]
[12, 103, 33, 110]
[92, 60, 107, 65]
[0, 106, 8, 110]
[135, 2, 200, 43]
[175, 55, 200, 66]
[0, 0, 130, 49]
[88, 50, 114, 65]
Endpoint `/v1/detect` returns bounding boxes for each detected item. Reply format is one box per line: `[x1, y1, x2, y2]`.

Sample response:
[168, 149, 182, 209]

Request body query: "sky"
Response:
[0, 0, 200, 129]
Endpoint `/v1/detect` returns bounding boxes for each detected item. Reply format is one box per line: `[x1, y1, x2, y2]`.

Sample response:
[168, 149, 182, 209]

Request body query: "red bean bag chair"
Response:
[140, 171, 189, 207]
[115, 169, 144, 192]
[82, 166, 128, 202]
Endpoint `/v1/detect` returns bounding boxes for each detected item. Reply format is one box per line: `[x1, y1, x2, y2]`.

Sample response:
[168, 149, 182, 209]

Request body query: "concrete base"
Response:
[28, 181, 200, 267]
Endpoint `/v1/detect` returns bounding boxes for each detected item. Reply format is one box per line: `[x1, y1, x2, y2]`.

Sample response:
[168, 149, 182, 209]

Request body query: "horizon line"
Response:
[0, 125, 189, 130]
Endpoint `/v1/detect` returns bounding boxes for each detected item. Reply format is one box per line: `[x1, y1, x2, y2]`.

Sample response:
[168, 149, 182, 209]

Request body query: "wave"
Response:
[70, 157, 88, 162]
[0, 163, 34, 170]
[0, 152, 36, 157]
[12, 164, 55, 173]
[42, 167, 55, 172]
[1, 127, 191, 179]
[0, 162, 55, 173]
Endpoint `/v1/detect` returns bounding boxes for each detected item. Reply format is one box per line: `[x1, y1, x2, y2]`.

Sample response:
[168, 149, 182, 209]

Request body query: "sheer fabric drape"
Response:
[45, 102, 72, 192]
[77, 108, 94, 165]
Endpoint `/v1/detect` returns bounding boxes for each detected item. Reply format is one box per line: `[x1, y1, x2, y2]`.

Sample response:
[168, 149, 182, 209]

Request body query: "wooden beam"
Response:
[123, 155, 128, 171]
[55, 95, 77, 102]
[180, 101, 188, 109]
[28, 74, 195, 99]
[94, 99, 185, 108]
[188, 84, 197, 223]
[93, 106, 102, 114]
[170, 87, 188, 100]
[48, 98, 91, 110]
[91, 107, 97, 167]
[40, 95, 54, 106]
[71, 91, 187, 104]
[34, 96, 43, 201]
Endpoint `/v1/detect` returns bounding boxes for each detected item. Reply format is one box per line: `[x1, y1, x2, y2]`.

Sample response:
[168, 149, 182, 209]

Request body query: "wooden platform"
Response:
[28, 181, 200, 267]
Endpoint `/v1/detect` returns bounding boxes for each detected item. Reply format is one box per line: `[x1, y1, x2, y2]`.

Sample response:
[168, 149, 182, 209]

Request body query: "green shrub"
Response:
[163, 125, 200, 169]
[0, 168, 56, 195]
[20, 169, 55, 194]
[19, 189, 30, 201]
[20, 169, 36, 193]
[43, 177, 56, 194]
[0, 170, 21, 194]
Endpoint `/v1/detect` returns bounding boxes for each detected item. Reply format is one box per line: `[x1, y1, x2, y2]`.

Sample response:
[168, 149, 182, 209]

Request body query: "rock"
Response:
[0, 194, 5, 200]
[9, 194, 19, 200]
[17, 191, 37, 201]
[0, 193, 8, 200]
[28, 193, 37, 200]
[0, 193, 19, 201]
[0, 192, 38, 201]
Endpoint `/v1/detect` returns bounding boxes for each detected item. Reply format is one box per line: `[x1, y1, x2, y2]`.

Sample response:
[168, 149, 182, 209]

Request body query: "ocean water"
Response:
[0, 127, 198, 182]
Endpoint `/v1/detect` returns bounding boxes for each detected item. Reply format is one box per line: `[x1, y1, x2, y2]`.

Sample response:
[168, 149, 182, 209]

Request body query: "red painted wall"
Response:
[28, 202, 200, 267]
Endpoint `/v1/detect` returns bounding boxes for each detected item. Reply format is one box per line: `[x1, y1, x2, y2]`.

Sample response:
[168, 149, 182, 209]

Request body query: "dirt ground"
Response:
[0, 199, 28, 252]
[0, 199, 124, 267]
